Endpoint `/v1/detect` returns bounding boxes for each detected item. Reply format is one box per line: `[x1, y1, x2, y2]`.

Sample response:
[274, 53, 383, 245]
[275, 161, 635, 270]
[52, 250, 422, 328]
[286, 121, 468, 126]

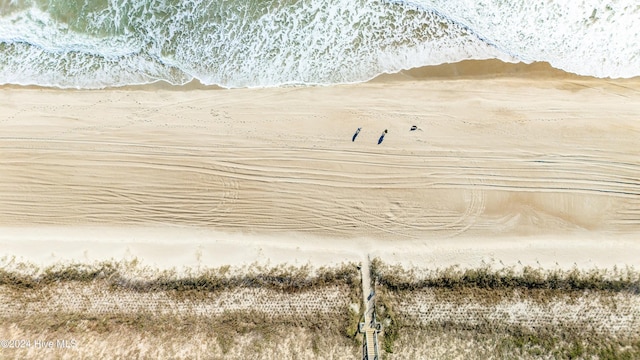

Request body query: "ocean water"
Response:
[0, 0, 638, 88]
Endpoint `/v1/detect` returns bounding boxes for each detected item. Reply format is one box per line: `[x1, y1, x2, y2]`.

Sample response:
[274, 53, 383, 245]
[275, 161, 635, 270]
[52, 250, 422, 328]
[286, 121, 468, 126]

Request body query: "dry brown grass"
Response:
[384, 327, 640, 360]
[0, 259, 361, 294]
[5, 257, 638, 358]
[372, 258, 640, 359]
[0, 260, 363, 359]
[0, 315, 359, 359]
[371, 259, 640, 295]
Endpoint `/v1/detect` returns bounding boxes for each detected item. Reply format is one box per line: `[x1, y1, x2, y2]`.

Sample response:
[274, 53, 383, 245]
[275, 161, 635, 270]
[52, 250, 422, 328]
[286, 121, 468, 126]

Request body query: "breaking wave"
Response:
[0, 0, 638, 88]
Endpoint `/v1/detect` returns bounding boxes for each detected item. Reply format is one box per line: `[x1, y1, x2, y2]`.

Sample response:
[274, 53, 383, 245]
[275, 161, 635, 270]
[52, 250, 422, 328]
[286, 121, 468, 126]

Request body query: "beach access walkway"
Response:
[360, 256, 380, 360]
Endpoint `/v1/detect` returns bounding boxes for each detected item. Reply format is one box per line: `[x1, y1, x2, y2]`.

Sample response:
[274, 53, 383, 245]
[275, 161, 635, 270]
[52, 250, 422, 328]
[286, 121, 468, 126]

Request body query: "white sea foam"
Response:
[0, 0, 637, 88]
[408, 0, 640, 78]
[0, 6, 192, 88]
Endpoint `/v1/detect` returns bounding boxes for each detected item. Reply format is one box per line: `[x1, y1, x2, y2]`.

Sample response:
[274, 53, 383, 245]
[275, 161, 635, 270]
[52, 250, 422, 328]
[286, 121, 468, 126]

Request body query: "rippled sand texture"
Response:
[1, 75, 639, 238]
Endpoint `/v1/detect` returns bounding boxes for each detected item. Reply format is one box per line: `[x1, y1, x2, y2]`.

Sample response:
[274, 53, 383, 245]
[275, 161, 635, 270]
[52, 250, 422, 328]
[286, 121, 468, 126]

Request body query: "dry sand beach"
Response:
[2, 61, 640, 240]
[1, 61, 640, 359]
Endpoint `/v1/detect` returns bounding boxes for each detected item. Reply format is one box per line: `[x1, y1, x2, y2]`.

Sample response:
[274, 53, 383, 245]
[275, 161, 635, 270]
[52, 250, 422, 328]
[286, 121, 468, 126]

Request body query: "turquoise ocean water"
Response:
[1, 0, 638, 88]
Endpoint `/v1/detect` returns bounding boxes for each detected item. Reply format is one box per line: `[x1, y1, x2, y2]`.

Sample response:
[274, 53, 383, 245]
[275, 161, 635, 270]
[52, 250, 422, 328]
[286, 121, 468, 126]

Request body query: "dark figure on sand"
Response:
[410, 125, 418, 131]
[352, 127, 361, 142]
[378, 129, 388, 145]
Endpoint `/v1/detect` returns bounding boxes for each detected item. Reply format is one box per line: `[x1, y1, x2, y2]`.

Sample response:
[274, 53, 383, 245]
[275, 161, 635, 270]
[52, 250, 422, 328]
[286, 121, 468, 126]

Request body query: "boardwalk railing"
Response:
[360, 257, 380, 360]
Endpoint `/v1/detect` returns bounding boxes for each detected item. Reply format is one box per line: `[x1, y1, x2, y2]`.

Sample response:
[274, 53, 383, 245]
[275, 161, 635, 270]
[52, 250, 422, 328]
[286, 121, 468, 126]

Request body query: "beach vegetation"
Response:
[3, 258, 639, 358]
[0, 260, 360, 295]
[0, 260, 363, 356]
[371, 258, 640, 358]
[376, 290, 400, 353]
[371, 258, 639, 295]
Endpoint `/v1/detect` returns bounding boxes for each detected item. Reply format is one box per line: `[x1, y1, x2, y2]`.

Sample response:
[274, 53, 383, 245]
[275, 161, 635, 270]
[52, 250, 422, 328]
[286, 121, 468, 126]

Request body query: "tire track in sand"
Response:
[0, 138, 638, 237]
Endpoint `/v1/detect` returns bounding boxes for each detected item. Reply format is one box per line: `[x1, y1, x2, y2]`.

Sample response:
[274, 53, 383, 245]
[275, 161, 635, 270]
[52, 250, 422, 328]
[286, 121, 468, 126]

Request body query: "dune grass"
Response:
[0, 259, 364, 358]
[371, 259, 640, 295]
[371, 258, 640, 358]
[3, 257, 639, 358]
[0, 259, 360, 295]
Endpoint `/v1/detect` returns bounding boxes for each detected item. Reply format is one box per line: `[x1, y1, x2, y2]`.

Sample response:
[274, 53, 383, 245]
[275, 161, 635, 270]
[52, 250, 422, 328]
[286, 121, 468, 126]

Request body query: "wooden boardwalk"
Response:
[360, 257, 380, 360]
[364, 328, 378, 359]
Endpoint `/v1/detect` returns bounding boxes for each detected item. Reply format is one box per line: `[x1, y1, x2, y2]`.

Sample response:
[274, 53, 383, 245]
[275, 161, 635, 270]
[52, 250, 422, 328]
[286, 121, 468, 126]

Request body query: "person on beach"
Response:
[378, 129, 387, 145]
[352, 127, 362, 142]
